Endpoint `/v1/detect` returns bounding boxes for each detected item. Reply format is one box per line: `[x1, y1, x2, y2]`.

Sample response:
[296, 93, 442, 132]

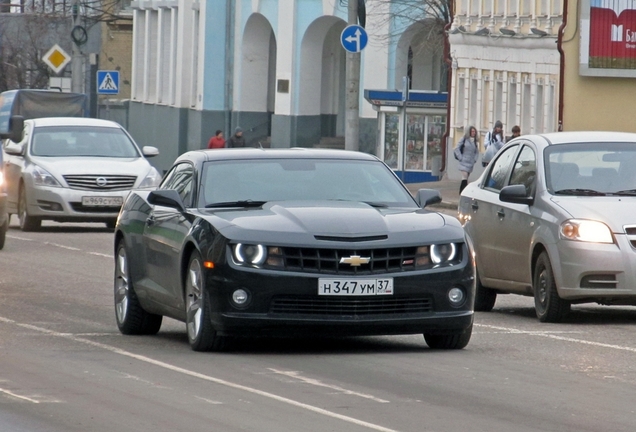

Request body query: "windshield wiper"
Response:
[612, 189, 636, 196]
[205, 200, 267, 208]
[554, 189, 607, 196]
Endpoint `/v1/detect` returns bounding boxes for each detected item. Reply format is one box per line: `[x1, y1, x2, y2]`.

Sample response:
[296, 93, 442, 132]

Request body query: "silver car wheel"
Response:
[186, 258, 204, 341]
[115, 246, 129, 324]
[537, 269, 548, 306]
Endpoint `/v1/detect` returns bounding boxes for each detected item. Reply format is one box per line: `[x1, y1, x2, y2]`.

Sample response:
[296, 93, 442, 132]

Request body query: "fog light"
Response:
[232, 289, 249, 306]
[448, 287, 465, 306]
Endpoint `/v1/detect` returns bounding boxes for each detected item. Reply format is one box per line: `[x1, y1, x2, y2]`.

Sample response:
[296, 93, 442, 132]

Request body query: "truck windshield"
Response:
[31, 126, 140, 158]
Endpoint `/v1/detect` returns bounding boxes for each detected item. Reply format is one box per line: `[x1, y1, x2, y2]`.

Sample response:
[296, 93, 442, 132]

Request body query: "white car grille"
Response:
[63, 175, 137, 191]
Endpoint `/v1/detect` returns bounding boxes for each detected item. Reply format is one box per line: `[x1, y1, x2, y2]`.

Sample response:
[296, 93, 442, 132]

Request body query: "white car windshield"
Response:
[199, 158, 418, 208]
[546, 142, 636, 195]
[31, 126, 140, 158]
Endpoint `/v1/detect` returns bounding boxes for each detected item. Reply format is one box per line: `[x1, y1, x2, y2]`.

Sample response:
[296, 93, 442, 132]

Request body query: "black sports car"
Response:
[114, 148, 475, 351]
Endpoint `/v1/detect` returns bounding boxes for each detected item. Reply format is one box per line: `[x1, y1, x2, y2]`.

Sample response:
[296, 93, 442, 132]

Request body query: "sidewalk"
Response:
[405, 177, 461, 210]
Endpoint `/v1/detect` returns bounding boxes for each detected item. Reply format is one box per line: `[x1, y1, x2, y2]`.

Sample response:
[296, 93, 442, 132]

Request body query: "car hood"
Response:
[30, 156, 151, 176]
[197, 201, 460, 245]
[550, 196, 636, 232]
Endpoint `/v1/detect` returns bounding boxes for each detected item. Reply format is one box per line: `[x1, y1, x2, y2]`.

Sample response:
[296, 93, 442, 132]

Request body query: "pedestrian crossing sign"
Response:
[97, 70, 120, 95]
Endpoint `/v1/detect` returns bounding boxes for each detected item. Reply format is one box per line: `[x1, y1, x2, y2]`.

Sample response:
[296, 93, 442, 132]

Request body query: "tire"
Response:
[185, 251, 226, 352]
[0, 219, 7, 250]
[114, 241, 163, 335]
[533, 251, 570, 323]
[424, 324, 473, 350]
[18, 186, 41, 232]
[474, 269, 497, 312]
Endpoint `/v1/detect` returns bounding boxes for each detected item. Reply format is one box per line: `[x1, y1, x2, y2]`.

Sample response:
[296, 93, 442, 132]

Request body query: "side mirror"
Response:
[414, 188, 442, 208]
[142, 146, 159, 157]
[148, 189, 185, 212]
[500, 184, 534, 206]
[4, 141, 24, 156]
[8, 116, 24, 143]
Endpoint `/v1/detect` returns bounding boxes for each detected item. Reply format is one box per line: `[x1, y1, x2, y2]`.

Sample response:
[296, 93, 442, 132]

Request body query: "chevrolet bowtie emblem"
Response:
[339, 255, 370, 267]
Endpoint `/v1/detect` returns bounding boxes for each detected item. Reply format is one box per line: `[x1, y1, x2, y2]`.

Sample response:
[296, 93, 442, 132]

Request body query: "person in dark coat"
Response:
[227, 127, 246, 148]
[455, 125, 480, 194]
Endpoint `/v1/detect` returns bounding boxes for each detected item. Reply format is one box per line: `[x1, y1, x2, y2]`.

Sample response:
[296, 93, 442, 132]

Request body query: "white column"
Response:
[274, 0, 297, 116]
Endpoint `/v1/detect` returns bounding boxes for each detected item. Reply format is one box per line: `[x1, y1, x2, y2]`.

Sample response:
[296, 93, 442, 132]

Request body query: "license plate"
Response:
[318, 278, 394, 296]
[81, 196, 124, 207]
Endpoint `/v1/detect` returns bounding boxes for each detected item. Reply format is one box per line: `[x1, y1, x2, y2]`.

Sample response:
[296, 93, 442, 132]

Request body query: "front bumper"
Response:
[206, 262, 475, 338]
[25, 185, 130, 222]
[554, 235, 636, 304]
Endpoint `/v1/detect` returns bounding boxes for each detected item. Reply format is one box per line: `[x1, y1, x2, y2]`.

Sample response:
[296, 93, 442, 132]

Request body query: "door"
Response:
[144, 162, 195, 308]
[3, 123, 30, 213]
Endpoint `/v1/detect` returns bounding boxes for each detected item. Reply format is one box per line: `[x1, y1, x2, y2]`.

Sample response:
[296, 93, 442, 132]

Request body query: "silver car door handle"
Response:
[471, 202, 479, 211]
[146, 215, 156, 226]
[497, 209, 505, 218]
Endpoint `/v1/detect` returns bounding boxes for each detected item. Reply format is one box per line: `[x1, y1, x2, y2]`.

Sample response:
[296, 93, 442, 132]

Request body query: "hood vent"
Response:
[314, 235, 388, 242]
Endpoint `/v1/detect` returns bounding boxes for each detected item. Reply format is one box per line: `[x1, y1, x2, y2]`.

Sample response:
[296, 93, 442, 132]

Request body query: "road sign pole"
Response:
[345, 0, 360, 152]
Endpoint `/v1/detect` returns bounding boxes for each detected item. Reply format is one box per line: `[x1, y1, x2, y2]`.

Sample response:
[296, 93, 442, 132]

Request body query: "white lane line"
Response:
[269, 369, 390, 403]
[43, 242, 81, 251]
[0, 387, 40, 404]
[6, 235, 34, 242]
[7, 235, 111, 258]
[0, 316, 402, 432]
[476, 323, 636, 352]
[88, 252, 112, 258]
[195, 396, 224, 405]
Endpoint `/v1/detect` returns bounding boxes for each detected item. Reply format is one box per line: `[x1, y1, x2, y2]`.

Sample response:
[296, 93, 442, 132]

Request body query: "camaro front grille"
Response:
[63, 175, 137, 191]
[270, 296, 433, 316]
[275, 246, 419, 275]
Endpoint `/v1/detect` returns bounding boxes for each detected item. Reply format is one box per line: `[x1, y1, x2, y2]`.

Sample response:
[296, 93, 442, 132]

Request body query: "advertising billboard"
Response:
[580, 0, 636, 77]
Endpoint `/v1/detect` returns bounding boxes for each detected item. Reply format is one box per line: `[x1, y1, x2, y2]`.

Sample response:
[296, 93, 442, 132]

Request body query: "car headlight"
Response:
[560, 219, 614, 244]
[138, 167, 162, 189]
[0, 170, 4, 187]
[233, 243, 267, 266]
[430, 243, 457, 265]
[32, 165, 61, 187]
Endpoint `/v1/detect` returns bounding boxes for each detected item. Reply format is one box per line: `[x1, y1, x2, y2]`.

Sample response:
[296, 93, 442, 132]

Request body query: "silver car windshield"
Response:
[546, 142, 636, 195]
[199, 158, 418, 208]
[31, 126, 140, 158]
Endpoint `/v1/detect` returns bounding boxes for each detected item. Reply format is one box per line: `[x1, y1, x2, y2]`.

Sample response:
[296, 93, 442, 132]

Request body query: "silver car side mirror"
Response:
[142, 146, 159, 157]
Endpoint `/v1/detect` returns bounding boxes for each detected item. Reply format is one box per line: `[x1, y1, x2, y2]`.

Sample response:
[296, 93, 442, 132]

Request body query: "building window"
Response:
[535, 83, 544, 132]
[456, 77, 466, 126]
[482, 77, 490, 129]
[509, 0, 518, 15]
[522, 82, 531, 133]
[547, 84, 555, 132]
[521, 0, 531, 16]
[507, 82, 517, 128]
[495, 81, 503, 125]
[469, 78, 478, 127]
[470, 0, 479, 15]
[190, 9, 200, 107]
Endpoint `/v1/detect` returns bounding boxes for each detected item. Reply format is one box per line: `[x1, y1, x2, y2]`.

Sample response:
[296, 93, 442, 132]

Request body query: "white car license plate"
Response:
[82, 196, 124, 207]
[318, 278, 394, 296]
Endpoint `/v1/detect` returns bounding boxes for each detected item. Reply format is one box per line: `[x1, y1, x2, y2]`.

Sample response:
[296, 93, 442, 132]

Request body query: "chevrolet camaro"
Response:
[114, 148, 474, 351]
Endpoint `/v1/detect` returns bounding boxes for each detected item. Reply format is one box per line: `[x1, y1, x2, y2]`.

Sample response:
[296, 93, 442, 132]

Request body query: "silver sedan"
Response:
[2, 117, 161, 230]
[459, 131, 636, 322]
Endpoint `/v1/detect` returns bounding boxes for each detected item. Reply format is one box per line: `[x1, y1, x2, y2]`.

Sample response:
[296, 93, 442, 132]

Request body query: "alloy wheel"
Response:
[115, 246, 129, 324]
[186, 258, 204, 341]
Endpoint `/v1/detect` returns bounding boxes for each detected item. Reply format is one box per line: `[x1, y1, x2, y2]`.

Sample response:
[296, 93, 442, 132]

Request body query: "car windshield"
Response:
[31, 126, 140, 158]
[545, 143, 636, 195]
[198, 158, 417, 208]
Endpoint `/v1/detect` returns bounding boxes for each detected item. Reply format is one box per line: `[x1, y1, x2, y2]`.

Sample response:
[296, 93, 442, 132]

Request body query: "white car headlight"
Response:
[32, 165, 61, 187]
[138, 167, 162, 189]
[560, 219, 614, 244]
[0, 170, 4, 187]
[233, 243, 267, 266]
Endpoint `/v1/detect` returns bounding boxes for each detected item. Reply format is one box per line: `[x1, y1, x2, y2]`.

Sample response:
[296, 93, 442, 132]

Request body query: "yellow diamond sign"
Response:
[42, 44, 71, 74]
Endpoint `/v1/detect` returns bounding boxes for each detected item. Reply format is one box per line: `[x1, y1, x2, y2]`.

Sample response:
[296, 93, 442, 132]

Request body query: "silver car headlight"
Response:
[138, 167, 162, 189]
[233, 243, 267, 266]
[32, 165, 61, 187]
[560, 219, 614, 244]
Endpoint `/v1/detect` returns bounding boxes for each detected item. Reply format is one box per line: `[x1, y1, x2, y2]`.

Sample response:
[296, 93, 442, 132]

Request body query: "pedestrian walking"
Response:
[505, 125, 521, 142]
[482, 120, 504, 167]
[227, 127, 246, 148]
[454, 125, 480, 194]
[207, 130, 225, 149]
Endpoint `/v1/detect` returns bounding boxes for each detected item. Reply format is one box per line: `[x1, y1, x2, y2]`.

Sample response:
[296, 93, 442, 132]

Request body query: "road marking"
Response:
[269, 369, 390, 403]
[476, 323, 636, 352]
[195, 396, 224, 405]
[7, 235, 111, 258]
[0, 387, 40, 404]
[0, 316, 402, 432]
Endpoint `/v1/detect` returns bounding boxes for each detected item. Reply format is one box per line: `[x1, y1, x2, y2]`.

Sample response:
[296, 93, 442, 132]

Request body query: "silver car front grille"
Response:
[63, 175, 137, 191]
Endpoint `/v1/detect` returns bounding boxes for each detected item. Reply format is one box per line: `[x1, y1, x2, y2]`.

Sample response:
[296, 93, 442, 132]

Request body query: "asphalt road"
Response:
[1, 218, 636, 431]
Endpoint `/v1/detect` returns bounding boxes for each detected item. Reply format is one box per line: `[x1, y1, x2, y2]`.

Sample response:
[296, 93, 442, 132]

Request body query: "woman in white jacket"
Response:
[455, 125, 480, 193]
[481, 120, 505, 167]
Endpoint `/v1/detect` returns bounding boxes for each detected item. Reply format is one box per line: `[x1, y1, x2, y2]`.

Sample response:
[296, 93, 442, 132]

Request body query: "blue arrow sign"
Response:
[97, 70, 120, 95]
[341, 25, 368, 53]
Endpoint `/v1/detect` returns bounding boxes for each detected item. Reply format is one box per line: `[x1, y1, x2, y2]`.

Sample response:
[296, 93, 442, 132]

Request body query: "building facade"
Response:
[128, 0, 446, 171]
